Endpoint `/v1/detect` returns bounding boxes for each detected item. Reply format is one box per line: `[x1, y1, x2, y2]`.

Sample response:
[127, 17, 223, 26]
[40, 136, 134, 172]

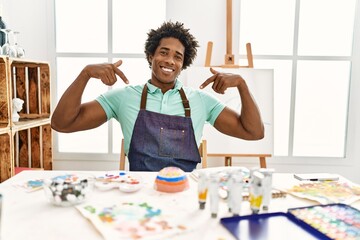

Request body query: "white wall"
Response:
[1, 0, 52, 62]
[2, 0, 360, 182]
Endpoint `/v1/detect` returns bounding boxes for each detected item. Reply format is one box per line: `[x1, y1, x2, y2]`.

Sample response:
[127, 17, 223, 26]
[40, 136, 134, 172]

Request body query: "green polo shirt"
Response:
[96, 80, 226, 154]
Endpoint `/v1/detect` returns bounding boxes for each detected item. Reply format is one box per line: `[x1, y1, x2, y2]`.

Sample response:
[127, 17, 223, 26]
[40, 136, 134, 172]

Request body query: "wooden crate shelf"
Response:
[0, 57, 10, 128]
[0, 57, 52, 182]
[0, 131, 13, 182]
[12, 118, 50, 131]
[13, 124, 52, 171]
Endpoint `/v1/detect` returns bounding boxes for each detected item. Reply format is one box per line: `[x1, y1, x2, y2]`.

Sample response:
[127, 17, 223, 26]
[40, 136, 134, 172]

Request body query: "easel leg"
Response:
[225, 156, 232, 166]
[259, 157, 267, 168]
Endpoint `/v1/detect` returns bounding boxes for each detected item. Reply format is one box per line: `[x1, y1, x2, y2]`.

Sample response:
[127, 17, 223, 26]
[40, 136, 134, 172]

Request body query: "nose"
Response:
[164, 55, 175, 65]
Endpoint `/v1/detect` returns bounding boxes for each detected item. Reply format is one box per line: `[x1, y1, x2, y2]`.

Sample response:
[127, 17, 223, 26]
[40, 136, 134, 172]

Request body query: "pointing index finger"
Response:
[200, 67, 218, 89]
[209, 67, 219, 75]
[113, 60, 129, 84]
[113, 60, 122, 68]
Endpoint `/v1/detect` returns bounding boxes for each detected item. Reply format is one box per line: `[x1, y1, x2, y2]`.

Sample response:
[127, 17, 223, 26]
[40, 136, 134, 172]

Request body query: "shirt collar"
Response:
[146, 79, 183, 93]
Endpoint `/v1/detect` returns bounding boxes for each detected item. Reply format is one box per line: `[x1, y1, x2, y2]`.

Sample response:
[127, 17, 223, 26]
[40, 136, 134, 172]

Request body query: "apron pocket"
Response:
[159, 127, 185, 158]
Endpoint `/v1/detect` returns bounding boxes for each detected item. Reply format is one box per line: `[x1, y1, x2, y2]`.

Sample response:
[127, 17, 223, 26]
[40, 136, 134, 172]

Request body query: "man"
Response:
[51, 21, 264, 172]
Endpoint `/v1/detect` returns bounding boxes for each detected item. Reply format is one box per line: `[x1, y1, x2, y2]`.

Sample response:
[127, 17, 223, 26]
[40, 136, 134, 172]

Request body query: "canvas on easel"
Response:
[184, 0, 273, 167]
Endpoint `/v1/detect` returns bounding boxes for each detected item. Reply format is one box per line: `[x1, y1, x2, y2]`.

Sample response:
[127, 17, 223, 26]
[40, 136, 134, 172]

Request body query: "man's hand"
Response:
[200, 67, 244, 94]
[83, 60, 129, 86]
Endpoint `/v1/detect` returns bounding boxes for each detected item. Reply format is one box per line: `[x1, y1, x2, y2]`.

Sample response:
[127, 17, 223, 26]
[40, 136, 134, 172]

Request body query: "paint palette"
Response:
[95, 171, 143, 193]
[221, 212, 331, 240]
[288, 203, 360, 240]
[221, 204, 360, 240]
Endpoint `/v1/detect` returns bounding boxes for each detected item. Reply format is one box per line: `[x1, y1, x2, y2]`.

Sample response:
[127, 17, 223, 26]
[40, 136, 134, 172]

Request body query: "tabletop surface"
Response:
[0, 169, 358, 240]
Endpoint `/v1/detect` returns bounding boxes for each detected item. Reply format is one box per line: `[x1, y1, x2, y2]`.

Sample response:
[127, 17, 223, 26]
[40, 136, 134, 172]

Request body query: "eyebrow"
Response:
[159, 47, 184, 57]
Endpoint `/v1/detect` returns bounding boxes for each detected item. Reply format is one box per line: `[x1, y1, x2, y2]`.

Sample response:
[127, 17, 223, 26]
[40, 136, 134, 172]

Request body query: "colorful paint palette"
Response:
[220, 212, 330, 240]
[288, 203, 360, 240]
[95, 171, 143, 193]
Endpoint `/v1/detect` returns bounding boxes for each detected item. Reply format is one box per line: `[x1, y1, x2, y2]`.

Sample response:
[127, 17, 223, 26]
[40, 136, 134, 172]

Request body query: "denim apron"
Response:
[127, 84, 201, 172]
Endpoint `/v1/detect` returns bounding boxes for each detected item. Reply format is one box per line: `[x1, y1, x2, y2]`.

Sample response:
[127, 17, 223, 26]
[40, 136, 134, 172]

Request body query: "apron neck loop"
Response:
[179, 88, 190, 117]
[140, 84, 148, 110]
[140, 84, 190, 117]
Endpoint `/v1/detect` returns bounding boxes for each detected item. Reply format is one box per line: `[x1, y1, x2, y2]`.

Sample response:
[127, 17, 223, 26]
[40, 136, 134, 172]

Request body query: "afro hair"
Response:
[144, 21, 199, 70]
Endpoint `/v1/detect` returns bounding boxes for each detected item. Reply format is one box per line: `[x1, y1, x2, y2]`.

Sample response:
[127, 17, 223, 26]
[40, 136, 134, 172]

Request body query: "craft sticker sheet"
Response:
[15, 179, 44, 192]
[76, 201, 189, 240]
[286, 180, 360, 204]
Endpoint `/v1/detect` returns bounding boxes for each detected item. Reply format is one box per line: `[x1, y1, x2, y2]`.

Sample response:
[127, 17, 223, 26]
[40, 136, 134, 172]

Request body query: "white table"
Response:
[0, 170, 358, 240]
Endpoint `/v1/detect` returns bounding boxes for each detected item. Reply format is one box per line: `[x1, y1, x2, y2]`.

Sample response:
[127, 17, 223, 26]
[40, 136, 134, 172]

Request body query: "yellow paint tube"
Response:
[249, 171, 264, 214]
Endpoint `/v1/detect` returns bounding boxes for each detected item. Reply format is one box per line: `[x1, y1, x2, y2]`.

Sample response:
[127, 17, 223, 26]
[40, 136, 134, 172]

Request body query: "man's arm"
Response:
[51, 60, 129, 133]
[200, 68, 264, 140]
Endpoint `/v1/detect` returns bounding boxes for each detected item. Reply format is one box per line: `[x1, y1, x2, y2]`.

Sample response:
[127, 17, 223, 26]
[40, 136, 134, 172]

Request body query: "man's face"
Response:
[150, 37, 185, 90]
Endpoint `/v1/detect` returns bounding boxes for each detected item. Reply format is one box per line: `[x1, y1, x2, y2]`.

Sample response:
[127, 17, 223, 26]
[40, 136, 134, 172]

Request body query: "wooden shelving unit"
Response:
[0, 56, 52, 182]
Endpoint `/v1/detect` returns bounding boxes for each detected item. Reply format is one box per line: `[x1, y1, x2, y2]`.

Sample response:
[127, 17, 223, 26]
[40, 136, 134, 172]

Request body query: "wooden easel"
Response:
[204, 0, 271, 168]
[205, 0, 253, 68]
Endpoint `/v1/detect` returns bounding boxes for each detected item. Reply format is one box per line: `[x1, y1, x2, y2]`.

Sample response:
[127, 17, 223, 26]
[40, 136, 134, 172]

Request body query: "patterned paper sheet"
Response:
[76, 201, 190, 240]
[15, 179, 44, 192]
[286, 180, 360, 204]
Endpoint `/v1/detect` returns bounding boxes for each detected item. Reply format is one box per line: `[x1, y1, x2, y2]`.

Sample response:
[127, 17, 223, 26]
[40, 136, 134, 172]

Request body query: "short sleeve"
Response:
[198, 90, 226, 126]
[96, 88, 124, 120]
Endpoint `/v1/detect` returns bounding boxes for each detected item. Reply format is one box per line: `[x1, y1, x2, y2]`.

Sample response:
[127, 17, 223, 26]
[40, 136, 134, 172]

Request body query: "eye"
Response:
[175, 55, 183, 61]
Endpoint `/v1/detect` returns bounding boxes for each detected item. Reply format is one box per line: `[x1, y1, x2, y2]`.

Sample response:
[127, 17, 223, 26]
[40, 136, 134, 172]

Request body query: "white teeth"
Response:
[161, 67, 173, 72]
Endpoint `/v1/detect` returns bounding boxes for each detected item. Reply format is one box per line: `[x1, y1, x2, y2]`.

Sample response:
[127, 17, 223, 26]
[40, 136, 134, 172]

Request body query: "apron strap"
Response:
[140, 84, 190, 117]
[140, 84, 148, 110]
[179, 88, 190, 117]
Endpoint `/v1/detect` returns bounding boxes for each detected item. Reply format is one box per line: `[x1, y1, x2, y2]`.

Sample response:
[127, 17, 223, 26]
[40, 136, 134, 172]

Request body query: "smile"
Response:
[161, 66, 174, 72]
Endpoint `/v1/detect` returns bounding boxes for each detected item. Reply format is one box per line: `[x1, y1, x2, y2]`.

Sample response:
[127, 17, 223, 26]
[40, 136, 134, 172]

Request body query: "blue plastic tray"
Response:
[220, 211, 331, 240]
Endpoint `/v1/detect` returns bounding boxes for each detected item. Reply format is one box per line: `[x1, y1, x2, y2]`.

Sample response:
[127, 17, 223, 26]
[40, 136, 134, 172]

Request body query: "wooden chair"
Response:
[119, 139, 208, 170]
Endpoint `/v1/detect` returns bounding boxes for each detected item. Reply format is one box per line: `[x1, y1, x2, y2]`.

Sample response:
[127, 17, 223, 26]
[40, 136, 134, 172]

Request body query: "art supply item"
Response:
[76, 201, 190, 240]
[249, 170, 264, 214]
[228, 171, 243, 216]
[197, 171, 208, 209]
[16, 179, 44, 192]
[218, 171, 231, 199]
[242, 189, 287, 201]
[154, 167, 189, 193]
[288, 203, 360, 240]
[286, 180, 360, 204]
[43, 174, 94, 207]
[259, 168, 275, 210]
[220, 212, 331, 240]
[95, 171, 143, 193]
[294, 173, 339, 181]
[209, 172, 220, 218]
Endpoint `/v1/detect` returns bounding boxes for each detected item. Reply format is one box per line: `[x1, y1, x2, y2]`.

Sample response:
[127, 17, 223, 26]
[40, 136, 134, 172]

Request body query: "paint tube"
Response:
[259, 168, 275, 211]
[228, 171, 243, 216]
[209, 172, 220, 218]
[249, 170, 264, 214]
[197, 171, 208, 210]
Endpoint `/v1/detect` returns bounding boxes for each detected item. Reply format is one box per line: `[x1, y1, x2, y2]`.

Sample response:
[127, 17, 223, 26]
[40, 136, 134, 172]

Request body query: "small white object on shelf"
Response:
[12, 98, 24, 122]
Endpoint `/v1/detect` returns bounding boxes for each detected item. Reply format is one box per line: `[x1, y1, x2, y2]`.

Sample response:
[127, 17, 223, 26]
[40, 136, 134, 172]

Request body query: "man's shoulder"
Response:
[111, 84, 144, 94]
[182, 85, 215, 99]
